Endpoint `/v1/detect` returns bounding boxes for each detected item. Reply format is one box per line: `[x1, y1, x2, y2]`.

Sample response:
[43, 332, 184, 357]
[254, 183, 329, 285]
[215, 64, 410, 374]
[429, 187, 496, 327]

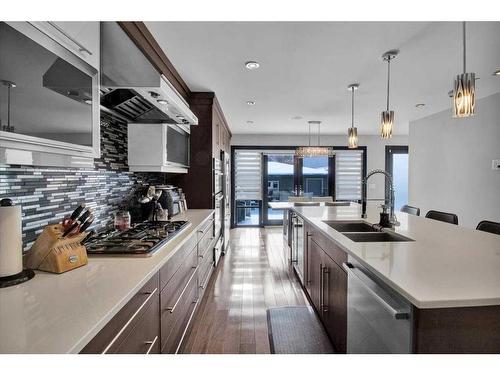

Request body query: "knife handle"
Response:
[77, 209, 92, 224]
[79, 216, 94, 233]
[70, 204, 86, 221]
[62, 222, 79, 237]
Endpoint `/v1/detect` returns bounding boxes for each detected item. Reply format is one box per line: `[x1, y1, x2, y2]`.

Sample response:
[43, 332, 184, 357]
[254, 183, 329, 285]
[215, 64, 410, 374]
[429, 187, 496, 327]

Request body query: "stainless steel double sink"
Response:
[323, 221, 414, 242]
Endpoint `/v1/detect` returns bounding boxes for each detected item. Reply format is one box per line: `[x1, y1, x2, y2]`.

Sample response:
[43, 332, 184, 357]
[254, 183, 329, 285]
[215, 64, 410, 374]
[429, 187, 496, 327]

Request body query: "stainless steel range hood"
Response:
[100, 22, 197, 125]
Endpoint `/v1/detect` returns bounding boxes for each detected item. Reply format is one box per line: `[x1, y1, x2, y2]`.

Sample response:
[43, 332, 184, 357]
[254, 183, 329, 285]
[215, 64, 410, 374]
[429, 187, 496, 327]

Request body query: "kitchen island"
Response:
[0, 209, 215, 354]
[289, 203, 500, 353]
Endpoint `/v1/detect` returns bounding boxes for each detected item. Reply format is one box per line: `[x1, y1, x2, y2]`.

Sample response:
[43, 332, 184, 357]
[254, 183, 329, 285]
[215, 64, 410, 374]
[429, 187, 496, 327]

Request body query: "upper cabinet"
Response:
[30, 22, 100, 70]
[0, 22, 100, 167]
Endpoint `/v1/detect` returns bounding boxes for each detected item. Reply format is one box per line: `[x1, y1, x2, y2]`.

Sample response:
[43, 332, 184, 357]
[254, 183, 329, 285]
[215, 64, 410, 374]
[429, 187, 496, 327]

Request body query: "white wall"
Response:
[231, 134, 408, 200]
[409, 92, 500, 228]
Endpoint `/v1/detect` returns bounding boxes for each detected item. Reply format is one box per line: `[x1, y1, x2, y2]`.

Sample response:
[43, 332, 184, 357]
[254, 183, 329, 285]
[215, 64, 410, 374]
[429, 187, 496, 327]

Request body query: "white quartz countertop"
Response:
[293, 204, 500, 309]
[0, 209, 214, 354]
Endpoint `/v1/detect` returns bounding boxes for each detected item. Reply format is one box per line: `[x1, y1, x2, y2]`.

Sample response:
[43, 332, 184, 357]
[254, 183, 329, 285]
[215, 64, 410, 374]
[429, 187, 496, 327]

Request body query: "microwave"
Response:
[0, 22, 100, 167]
[128, 123, 190, 173]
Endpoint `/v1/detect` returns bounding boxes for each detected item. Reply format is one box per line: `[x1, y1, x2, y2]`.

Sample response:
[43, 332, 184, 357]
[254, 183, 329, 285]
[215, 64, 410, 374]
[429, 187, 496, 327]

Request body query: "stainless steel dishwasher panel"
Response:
[343, 260, 412, 354]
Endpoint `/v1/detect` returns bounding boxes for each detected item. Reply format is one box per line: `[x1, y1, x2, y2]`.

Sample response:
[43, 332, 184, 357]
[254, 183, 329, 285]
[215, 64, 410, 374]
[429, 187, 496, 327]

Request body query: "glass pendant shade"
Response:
[348, 127, 358, 149]
[452, 22, 476, 118]
[453, 72, 475, 118]
[380, 110, 394, 139]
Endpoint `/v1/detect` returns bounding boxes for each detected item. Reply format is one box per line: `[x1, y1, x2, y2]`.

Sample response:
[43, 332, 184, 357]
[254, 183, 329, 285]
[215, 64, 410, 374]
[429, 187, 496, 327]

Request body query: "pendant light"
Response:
[380, 49, 399, 139]
[453, 21, 475, 118]
[347, 83, 359, 149]
[295, 121, 335, 158]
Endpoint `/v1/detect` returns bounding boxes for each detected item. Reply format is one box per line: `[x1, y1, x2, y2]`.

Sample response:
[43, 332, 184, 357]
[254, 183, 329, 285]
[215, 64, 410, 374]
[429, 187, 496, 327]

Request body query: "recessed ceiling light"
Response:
[494, 69, 500, 76]
[415, 103, 425, 108]
[245, 61, 260, 70]
[246, 100, 256, 106]
[291, 116, 303, 120]
[246, 120, 254, 124]
[157, 99, 168, 105]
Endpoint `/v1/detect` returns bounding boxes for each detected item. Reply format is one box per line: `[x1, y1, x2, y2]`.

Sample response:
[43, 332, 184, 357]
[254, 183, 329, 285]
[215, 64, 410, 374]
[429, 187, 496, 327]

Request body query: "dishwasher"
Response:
[342, 258, 413, 353]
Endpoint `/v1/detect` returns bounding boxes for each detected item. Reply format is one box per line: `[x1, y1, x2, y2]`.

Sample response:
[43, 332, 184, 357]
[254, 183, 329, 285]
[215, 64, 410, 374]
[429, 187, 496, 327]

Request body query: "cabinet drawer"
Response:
[199, 255, 214, 292]
[159, 232, 197, 291]
[198, 228, 215, 261]
[160, 266, 199, 353]
[197, 218, 214, 242]
[113, 295, 160, 354]
[80, 273, 159, 354]
[309, 228, 347, 268]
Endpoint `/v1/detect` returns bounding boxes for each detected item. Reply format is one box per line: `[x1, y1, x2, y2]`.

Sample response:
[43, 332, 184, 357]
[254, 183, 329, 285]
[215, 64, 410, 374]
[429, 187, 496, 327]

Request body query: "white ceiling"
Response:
[146, 21, 500, 135]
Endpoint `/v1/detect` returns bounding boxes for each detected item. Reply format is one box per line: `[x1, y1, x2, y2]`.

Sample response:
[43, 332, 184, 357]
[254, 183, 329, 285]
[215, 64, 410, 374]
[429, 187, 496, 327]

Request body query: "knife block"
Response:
[26, 224, 88, 274]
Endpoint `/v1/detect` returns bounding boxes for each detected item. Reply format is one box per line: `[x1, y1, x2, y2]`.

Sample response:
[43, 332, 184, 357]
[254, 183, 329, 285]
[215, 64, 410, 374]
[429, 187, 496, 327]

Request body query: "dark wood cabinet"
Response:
[304, 227, 348, 353]
[320, 252, 347, 353]
[81, 215, 218, 355]
[171, 93, 231, 210]
[81, 274, 160, 354]
[306, 236, 322, 311]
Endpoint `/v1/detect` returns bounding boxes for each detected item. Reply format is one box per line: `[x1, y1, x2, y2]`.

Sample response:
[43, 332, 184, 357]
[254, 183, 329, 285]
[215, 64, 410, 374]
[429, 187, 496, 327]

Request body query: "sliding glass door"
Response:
[232, 146, 366, 227]
[298, 156, 331, 197]
[385, 146, 409, 211]
[263, 152, 297, 225]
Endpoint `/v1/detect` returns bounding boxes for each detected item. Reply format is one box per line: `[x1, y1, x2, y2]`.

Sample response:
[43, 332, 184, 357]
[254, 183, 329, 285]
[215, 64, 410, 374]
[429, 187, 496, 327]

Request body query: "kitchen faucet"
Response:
[361, 169, 400, 227]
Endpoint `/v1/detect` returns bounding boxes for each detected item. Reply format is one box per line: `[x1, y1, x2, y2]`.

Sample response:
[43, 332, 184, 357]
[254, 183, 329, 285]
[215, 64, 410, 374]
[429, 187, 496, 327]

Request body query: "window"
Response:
[335, 149, 363, 201]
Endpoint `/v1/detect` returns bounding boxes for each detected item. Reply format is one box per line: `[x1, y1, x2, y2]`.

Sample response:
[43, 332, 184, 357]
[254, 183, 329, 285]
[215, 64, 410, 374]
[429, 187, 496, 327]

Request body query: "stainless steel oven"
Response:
[213, 157, 222, 195]
[214, 192, 223, 239]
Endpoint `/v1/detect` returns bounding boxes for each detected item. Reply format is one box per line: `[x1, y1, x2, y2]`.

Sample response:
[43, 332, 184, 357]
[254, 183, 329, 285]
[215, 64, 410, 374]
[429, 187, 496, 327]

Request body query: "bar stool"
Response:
[400, 204, 420, 216]
[425, 210, 459, 225]
[476, 220, 500, 235]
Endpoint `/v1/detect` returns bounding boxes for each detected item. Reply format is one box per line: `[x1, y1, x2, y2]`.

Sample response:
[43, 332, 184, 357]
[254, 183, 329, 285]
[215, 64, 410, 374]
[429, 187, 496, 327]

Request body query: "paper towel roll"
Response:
[0, 199, 23, 277]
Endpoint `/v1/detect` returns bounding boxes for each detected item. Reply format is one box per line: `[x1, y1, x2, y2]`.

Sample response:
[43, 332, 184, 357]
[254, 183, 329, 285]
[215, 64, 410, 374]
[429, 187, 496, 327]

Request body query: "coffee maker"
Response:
[138, 185, 182, 221]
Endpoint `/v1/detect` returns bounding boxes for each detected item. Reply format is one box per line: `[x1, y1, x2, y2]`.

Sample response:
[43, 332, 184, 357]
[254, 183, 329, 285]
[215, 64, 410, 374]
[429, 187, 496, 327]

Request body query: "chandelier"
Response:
[295, 121, 335, 158]
[453, 22, 475, 118]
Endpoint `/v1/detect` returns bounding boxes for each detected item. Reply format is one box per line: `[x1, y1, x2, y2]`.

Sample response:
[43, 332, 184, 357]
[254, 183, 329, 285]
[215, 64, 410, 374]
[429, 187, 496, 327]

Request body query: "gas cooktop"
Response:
[85, 220, 191, 255]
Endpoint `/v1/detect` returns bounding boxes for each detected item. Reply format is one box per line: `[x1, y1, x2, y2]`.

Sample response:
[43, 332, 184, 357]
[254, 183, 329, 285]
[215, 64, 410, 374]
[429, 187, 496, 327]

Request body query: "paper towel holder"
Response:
[0, 269, 35, 288]
[0, 198, 35, 288]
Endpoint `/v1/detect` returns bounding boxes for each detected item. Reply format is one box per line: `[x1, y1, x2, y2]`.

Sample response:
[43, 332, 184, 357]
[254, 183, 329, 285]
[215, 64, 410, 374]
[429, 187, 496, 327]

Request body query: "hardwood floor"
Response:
[181, 227, 308, 354]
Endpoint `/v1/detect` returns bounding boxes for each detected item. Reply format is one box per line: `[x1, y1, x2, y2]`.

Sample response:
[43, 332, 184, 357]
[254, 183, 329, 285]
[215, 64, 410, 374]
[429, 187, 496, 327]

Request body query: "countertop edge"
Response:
[68, 210, 215, 354]
[291, 207, 500, 310]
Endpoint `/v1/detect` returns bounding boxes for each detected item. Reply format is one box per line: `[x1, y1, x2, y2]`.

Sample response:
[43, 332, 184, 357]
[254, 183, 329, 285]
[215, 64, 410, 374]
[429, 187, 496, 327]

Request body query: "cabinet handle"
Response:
[319, 263, 323, 311]
[102, 287, 158, 354]
[145, 336, 158, 354]
[47, 22, 93, 55]
[200, 262, 214, 289]
[165, 266, 198, 314]
[322, 266, 330, 313]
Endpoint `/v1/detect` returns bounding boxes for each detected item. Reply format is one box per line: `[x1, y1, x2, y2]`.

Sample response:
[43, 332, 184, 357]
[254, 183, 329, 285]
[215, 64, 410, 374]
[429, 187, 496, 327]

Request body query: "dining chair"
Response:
[476, 220, 500, 235]
[425, 210, 459, 225]
[400, 204, 420, 216]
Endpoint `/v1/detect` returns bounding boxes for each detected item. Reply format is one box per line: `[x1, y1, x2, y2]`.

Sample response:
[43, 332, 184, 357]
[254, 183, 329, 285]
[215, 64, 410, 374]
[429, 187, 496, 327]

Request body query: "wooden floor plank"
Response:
[180, 227, 308, 354]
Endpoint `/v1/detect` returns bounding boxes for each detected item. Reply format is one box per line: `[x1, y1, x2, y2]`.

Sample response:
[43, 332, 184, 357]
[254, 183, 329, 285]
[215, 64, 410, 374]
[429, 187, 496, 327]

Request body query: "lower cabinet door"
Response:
[306, 237, 323, 311]
[113, 296, 160, 354]
[160, 267, 199, 354]
[321, 252, 348, 353]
